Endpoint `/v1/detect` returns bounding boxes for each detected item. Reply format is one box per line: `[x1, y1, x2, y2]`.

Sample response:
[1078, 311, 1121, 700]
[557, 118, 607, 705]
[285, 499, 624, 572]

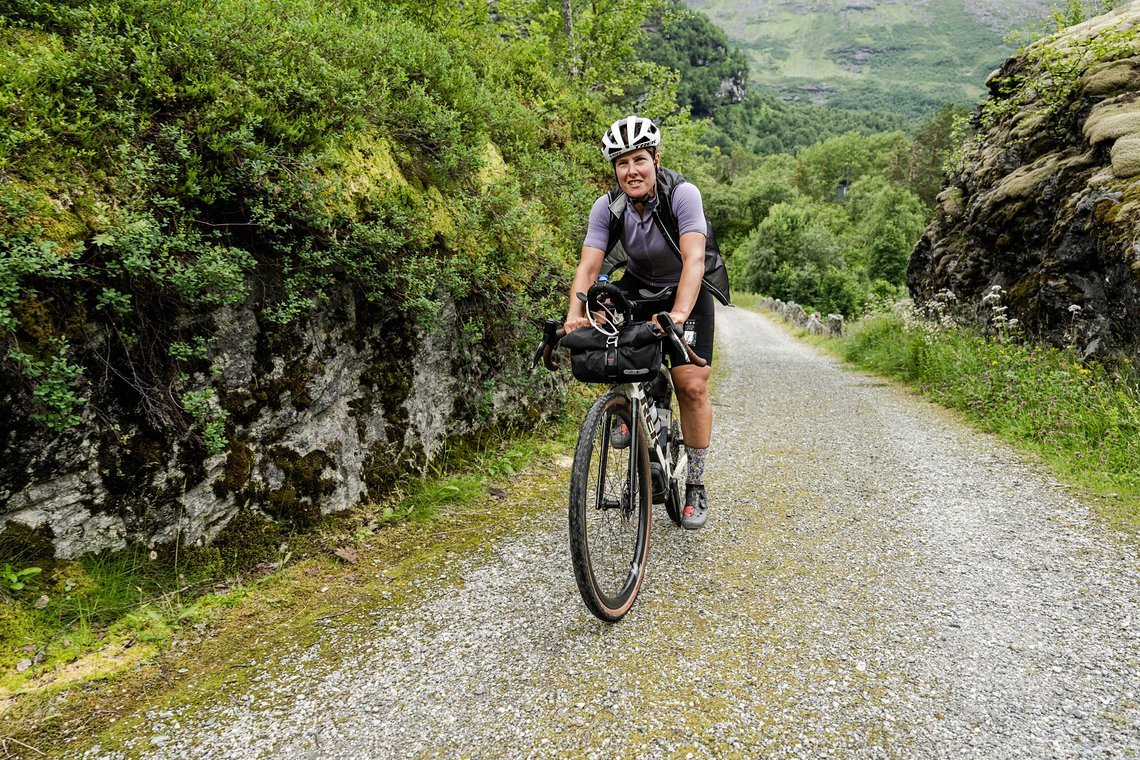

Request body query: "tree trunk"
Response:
[562, 0, 578, 76]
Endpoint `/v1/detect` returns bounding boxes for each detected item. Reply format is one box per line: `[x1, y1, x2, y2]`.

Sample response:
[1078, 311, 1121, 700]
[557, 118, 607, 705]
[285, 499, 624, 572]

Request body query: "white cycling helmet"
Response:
[601, 115, 661, 162]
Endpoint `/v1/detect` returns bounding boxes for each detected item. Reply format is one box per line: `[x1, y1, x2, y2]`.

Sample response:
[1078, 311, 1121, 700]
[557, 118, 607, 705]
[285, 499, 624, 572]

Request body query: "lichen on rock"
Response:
[1, 282, 565, 558]
[908, 1, 1140, 359]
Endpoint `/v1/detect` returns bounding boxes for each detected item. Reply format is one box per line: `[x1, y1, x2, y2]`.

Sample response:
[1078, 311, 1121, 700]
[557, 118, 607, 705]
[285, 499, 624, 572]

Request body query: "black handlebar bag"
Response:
[560, 322, 662, 384]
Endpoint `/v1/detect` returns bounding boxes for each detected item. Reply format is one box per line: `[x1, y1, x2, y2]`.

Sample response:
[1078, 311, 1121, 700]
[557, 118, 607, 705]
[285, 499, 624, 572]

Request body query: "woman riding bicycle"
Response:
[563, 115, 715, 530]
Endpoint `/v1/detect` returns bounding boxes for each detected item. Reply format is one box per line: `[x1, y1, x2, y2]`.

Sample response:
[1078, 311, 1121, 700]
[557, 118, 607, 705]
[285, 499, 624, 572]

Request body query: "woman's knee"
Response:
[672, 369, 710, 402]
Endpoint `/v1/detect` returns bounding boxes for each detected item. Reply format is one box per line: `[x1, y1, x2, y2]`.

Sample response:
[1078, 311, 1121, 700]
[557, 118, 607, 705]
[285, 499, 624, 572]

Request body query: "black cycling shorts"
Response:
[614, 273, 715, 367]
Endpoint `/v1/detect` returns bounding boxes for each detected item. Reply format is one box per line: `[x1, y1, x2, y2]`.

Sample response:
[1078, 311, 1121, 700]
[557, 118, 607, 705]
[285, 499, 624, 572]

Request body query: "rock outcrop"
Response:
[1, 290, 561, 559]
[908, 2, 1140, 358]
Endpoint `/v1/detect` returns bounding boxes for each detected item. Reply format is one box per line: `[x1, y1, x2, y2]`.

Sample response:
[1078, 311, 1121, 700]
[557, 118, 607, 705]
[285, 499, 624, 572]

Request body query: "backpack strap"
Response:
[651, 167, 684, 252]
[605, 190, 626, 255]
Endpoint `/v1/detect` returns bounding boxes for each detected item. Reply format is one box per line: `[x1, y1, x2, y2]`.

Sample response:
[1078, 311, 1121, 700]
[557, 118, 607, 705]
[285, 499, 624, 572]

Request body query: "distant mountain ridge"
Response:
[680, 0, 1055, 119]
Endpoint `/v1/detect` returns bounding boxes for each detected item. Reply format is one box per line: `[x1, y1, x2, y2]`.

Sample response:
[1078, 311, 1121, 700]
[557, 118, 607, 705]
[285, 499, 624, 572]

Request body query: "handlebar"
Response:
[532, 310, 707, 372]
[538, 319, 565, 372]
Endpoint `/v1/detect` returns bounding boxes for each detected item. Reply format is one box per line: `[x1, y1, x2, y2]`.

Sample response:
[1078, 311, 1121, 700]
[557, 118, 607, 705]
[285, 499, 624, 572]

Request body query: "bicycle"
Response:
[535, 281, 707, 622]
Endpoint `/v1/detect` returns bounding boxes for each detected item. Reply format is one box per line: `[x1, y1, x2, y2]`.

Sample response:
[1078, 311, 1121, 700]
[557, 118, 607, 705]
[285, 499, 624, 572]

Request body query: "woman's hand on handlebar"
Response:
[563, 315, 591, 334]
[648, 311, 687, 334]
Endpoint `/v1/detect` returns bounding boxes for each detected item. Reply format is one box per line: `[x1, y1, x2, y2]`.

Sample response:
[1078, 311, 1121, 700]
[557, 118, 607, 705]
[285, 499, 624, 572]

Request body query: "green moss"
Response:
[214, 438, 253, 497]
[356, 313, 419, 461]
[14, 295, 56, 347]
[1083, 59, 1140, 96]
[251, 361, 317, 410]
[0, 596, 37, 653]
[263, 448, 335, 525]
[195, 509, 283, 574]
[988, 154, 1059, 213]
[328, 133, 412, 212]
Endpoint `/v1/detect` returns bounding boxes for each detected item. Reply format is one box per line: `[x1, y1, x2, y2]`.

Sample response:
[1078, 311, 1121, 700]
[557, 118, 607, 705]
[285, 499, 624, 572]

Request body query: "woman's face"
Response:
[613, 149, 658, 199]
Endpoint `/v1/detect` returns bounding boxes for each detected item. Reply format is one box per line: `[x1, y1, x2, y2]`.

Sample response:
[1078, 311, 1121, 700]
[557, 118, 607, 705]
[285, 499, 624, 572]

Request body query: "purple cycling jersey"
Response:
[583, 181, 706, 288]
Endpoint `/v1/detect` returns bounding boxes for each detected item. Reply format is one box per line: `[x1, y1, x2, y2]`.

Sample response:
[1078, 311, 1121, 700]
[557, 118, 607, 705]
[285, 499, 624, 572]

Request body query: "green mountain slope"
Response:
[681, 0, 1053, 118]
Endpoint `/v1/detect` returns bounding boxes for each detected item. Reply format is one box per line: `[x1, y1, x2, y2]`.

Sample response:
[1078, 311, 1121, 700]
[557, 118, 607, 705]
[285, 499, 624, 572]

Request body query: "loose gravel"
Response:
[84, 306, 1140, 758]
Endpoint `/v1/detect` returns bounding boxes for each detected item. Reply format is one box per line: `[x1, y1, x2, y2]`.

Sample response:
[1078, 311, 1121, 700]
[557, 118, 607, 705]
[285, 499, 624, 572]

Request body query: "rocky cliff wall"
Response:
[908, 1, 1140, 358]
[0, 289, 562, 559]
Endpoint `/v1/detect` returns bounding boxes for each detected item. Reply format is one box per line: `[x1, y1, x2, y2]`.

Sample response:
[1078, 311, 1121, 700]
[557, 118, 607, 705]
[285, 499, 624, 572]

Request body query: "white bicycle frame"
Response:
[615, 367, 682, 513]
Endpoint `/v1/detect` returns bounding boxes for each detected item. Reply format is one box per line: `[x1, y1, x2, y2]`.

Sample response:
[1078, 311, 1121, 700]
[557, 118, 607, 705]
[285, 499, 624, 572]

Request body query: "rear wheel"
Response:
[568, 391, 651, 622]
[664, 413, 687, 526]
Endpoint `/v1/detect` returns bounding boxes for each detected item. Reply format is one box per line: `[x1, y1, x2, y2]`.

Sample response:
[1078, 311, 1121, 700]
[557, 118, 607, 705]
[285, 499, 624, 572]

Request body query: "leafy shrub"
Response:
[0, 0, 691, 439]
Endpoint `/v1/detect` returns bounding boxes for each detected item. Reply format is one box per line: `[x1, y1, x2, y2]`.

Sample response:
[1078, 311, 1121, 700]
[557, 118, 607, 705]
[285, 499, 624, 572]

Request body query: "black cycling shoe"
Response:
[610, 419, 631, 449]
[681, 484, 708, 530]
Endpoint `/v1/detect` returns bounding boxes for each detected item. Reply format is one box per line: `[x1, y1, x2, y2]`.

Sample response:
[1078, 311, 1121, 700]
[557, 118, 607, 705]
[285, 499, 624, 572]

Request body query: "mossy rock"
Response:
[263, 448, 335, 525]
[986, 155, 1060, 218]
[13, 295, 57, 347]
[1083, 58, 1140, 96]
[329, 133, 412, 216]
[476, 142, 508, 189]
[202, 509, 283, 572]
[1111, 135, 1140, 178]
[214, 438, 254, 497]
[0, 179, 88, 254]
[1084, 98, 1140, 145]
[937, 187, 964, 220]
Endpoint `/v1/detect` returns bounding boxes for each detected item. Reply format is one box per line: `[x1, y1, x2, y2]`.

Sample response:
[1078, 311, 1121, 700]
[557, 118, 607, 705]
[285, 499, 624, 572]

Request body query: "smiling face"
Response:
[613, 148, 659, 200]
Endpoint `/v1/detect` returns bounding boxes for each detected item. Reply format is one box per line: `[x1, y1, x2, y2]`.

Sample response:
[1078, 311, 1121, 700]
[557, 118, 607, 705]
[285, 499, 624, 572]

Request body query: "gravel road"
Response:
[87, 305, 1140, 758]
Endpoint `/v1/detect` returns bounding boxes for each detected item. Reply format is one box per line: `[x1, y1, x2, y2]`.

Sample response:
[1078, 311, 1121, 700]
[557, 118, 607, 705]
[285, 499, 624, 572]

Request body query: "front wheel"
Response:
[568, 390, 651, 622]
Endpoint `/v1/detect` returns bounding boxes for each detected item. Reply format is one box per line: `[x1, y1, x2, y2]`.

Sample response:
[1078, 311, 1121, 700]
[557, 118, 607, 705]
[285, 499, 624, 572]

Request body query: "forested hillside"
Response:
[638, 0, 910, 154]
[682, 0, 1055, 119]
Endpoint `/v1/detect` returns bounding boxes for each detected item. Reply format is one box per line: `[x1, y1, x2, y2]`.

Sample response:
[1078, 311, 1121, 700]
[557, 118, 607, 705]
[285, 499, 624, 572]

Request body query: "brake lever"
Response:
[655, 312, 708, 368]
[533, 319, 565, 371]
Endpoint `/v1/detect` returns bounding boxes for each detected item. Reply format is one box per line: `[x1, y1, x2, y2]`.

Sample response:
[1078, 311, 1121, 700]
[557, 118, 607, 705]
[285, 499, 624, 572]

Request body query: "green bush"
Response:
[1, 0, 693, 436]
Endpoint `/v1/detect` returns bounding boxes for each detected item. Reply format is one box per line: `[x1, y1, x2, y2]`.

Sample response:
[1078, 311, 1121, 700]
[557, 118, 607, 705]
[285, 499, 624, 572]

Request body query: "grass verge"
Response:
[747, 297, 1140, 534]
[0, 395, 591, 756]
